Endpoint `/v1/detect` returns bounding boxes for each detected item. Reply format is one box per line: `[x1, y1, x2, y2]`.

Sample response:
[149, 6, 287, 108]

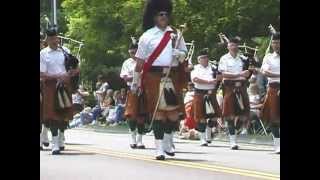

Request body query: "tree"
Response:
[59, 0, 279, 89]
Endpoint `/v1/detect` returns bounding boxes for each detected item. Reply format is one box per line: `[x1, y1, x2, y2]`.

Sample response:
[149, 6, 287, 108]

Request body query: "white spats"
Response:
[229, 135, 239, 150]
[137, 134, 144, 147]
[130, 131, 137, 145]
[163, 133, 175, 153]
[40, 125, 49, 144]
[155, 139, 165, 157]
[200, 132, 208, 146]
[274, 138, 280, 154]
[51, 136, 60, 152]
[206, 126, 212, 142]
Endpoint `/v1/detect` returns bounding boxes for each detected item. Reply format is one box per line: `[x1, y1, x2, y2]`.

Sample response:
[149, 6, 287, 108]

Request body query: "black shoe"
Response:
[231, 145, 239, 150]
[200, 143, 208, 147]
[43, 142, 50, 147]
[165, 151, 175, 157]
[59, 146, 65, 151]
[156, 155, 165, 160]
[40, 146, 43, 151]
[130, 144, 137, 149]
[206, 140, 212, 144]
[52, 150, 60, 155]
[137, 145, 146, 149]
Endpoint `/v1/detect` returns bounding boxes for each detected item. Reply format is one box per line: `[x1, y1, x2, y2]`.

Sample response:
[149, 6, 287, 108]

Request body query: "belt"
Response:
[269, 82, 280, 89]
[194, 88, 215, 94]
[223, 80, 247, 87]
[149, 66, 179, 73]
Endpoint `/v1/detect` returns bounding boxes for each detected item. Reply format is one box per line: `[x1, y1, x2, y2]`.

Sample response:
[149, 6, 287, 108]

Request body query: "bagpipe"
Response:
[59, 45, 80, 93]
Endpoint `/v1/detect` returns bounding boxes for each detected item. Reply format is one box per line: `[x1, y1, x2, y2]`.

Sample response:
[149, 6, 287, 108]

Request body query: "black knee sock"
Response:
[270, 124, 280, 138]
[50, 127, 58, 137]
[197, 122, 206, 133]
[40, 123, 42, 133]
[153, 121, 164, 140]
[137, 123, 144, 134]
[227, 120, 235, 135]
[164, 121, 174, 134]
[207, 119, 215, 128]
[127, 120, 137, 132]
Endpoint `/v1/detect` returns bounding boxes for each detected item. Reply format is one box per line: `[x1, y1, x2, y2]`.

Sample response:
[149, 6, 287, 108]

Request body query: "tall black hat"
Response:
[197, 48, 209, 60]
[143, 0, 173, 31]
[272, 32, 280, 40]
[229, 37, 241, 44]
[46, 28, 58, 37]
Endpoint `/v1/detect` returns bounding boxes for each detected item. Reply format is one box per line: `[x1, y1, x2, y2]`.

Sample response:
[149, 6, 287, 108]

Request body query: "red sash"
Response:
[140, 31, 173, 88]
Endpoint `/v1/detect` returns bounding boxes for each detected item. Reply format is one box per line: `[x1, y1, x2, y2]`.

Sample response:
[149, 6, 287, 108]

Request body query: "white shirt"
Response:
[72, 93, 84, 104]
[120, 58, 136, 86]
[135, 26, 188, 67]
[261, 52, 280, 83]
[40, 46, 70, 75]
[184, 91, 194, 104]
[191, 64, 216, 90]
[218, 53, 245, 81]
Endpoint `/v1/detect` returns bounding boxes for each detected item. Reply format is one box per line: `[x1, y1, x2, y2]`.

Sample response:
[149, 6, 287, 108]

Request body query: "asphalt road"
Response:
[40, 128, 280, 180]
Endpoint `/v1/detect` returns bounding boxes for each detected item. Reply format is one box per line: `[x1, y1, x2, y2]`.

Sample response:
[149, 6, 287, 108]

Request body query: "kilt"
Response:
[41, 77, 73, 126]
[261, 82, 280, 123]
[142, 67, 185, 116]
[124, 91, 138, 118]
[40, 79, 43, 123]
[222, 80, 250, 117]
[193, 89, 222, 123]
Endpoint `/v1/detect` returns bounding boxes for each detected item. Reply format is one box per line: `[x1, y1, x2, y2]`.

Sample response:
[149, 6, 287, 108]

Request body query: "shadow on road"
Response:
[175, 151, 207, 155]
[237, 148, 273, 152]
[59, 151, 97, 156]
[167, 158, 208, 162]
[65, 143, 93, 146]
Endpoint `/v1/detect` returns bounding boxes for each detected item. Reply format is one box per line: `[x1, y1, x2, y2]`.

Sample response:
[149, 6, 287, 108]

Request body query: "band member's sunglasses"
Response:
[129, 50, 136, 54]
[158, 12, 169, 17]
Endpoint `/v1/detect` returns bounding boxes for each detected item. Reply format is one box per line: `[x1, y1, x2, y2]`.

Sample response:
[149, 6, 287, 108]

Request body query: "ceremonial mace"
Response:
[147, 23, 187, 131]
[265, 24, 277, 56]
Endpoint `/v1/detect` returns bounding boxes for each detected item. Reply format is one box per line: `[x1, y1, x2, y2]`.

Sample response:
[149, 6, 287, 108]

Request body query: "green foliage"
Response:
[41, 0, 279, 88]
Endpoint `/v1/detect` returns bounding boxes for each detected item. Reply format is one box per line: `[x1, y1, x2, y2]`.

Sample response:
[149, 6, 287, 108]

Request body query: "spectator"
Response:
[91, 89, 114, 125]
[72, 85, 89, 114]
[94, 75, 110, 107]
[183, 82, 195, 130]
[69, 107, 94, 128]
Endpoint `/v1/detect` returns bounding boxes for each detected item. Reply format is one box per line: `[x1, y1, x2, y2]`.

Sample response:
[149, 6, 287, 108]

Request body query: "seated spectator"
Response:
[94, 76, 110, 106]
[179, 120, 200, 140]
[72, 85, 89, 114]
[183, 82, 195, 130]
[69, 107, 94, 128]
[91, 89, 115, 125]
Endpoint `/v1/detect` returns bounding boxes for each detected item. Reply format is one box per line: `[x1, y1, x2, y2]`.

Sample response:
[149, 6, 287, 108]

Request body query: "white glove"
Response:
[173, 48, 186, 63]
[130, 71, 141, 94]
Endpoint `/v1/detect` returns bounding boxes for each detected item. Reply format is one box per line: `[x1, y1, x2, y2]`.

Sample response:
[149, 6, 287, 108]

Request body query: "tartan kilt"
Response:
[261, 83, 280, 123]
[41, 78, 73, 126]
[193, 91, 222, 123]
[222, 80, 250, 117]
[142, 69, 185, 116]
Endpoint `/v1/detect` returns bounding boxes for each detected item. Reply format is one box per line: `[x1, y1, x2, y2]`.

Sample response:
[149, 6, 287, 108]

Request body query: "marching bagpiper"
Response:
[121, 39, 146, 149]
[40, 29, 79, 155]
[191, 48, 222, 146]
[40, 31, 50, 150]
[218, 37, 251, 150]
[261, 32, 280, 154]
[130, 0, 188, 160]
